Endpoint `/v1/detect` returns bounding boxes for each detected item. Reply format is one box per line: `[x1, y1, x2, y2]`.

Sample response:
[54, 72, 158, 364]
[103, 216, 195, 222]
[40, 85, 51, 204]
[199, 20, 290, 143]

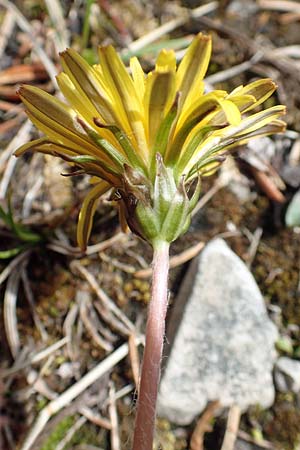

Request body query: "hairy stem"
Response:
[132, 241, 170, 450]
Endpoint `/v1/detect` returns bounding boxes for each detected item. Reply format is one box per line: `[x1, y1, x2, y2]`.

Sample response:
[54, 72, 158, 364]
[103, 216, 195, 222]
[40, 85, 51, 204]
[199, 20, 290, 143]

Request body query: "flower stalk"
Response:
[133, 241, 170, 450]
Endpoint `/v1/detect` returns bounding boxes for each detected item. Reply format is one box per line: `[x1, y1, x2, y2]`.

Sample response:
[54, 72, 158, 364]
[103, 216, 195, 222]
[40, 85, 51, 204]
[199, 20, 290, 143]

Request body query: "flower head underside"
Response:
[15, 33, 286, 248]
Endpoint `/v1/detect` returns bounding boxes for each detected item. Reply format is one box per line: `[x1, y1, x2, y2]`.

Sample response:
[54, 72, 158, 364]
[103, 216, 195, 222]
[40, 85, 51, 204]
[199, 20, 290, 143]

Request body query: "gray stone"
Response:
[158, 239, 278, 425]
[274, 357, 300, 393]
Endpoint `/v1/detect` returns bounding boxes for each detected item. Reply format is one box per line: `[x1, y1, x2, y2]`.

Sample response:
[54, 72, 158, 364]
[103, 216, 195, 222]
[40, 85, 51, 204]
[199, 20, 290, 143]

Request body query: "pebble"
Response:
[158, 238, 278, 425]
[274, 357, 300, 393]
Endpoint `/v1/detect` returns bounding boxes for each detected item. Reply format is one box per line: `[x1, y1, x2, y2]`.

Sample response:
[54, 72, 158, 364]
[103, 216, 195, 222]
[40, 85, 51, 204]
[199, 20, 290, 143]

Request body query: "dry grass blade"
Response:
[63, 302, 80, 361]
[3, 267, 23, 358]
[220, 405, 241, 450]
[128, 332, 140, 389]
[22, 174, 43, 219]
[44, 0, 69, 52]
[245, 227, 263, 269]
[126, 2, 218, 53]
[79, 406, 111, 429]
[0, 9, 15, 57]
[86, 231, 126, 255]
[1, 337, 69, 378]
[205, 52, 263, 85]
[0, 120, 32, 190]
[79, 290, 114, 352]
[0, 0, 58, 87]
[71, 260, 135, 333]
[19, 337, 143, 450]
[0, 250, 31, 286]
[109, 382, 120, 450]
[257, 0, 300, 13]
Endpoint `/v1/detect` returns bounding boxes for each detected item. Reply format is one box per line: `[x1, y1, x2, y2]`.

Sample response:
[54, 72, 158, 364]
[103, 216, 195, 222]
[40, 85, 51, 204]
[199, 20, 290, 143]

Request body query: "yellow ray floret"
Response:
[15, 33, 286, 249]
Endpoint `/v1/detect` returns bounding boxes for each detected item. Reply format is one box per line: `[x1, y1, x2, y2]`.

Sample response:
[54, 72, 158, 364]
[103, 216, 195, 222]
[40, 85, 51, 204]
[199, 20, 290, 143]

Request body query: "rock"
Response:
[158, 239, 278, 425]
[274, 357, 300, 393]
[285, 189, 300, 227]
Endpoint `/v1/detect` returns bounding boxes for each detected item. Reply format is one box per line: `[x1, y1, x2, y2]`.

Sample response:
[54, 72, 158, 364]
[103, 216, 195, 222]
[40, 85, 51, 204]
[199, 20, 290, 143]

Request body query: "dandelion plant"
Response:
[15, 33, 285, 450]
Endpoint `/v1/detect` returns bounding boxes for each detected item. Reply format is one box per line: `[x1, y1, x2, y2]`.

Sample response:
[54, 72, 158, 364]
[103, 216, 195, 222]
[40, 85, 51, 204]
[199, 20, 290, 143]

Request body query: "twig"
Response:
[257, 0, 300, 14]
[125, 2, 218, 54]
[100, 251, 136, 274]
[0, 0, 58, 87]
[79, 290, 113, 352]
[27, 369, 58, 400]
[220, 405, 241, 450]
[63, 302, 80, 361]
[205, 52, 264, 85]
[192, 179, 226, 217]
[46, 240, 83, 256]
[71, 260, 135, 333]
[245, 227, 263, 269]
[101, 383, 136, 411]
[135, 240, 205, 279]
[19, 337, 144, 450]
[1, 337, 69, 378]
[109, 382, 120, 450]
[85, 231, 126, 255]
[79, 406, 111, 429]
[190, 401, 220, 450]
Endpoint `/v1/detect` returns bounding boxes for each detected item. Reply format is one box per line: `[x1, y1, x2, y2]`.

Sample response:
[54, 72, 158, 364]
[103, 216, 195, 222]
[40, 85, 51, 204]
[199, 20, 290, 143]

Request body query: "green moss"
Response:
[40, 416, 102, 450]
[41, 416, 75, 450]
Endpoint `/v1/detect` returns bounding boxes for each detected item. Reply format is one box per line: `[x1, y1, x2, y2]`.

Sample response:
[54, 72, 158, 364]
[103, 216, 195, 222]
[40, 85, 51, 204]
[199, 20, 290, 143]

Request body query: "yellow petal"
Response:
[219, 100, 241, 126]
[57, 72, 100, 123]
[166, 92, 228, 165]
[130, 56, 145, 100]
[144, 70, 176, 149]
[229, 79, 277, 112]
[77, 181, 111, 250]
[176, 90, 227, 130]
[98, 45, 148, 159]
[19, 85, 102, 156]
[155, 49, 176, 72]
[176, 33, 211, 109]
[221, 105, 286, 138]
[60, 49, 117, 124]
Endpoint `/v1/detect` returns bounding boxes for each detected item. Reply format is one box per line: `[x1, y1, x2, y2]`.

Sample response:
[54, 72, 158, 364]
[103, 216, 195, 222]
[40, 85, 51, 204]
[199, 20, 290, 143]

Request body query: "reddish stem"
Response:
[132, 241, 170, 450]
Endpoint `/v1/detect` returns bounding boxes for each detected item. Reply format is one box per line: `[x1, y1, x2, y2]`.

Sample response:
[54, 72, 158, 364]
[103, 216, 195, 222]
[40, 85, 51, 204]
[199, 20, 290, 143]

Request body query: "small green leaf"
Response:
[0, 247, 23, 259]
[276, 336, 294, 355]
